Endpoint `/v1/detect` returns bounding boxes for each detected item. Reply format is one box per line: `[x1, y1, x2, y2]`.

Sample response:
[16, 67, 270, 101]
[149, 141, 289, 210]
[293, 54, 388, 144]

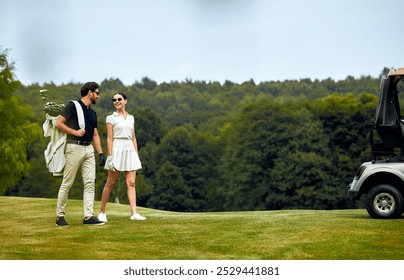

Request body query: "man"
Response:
[55, 82, 106, 226]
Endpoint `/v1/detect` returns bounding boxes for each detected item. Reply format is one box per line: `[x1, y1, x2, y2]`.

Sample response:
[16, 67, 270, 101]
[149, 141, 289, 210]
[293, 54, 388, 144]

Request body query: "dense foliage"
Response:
[0, 48, 42, 194]
[2, 48, 401, 211]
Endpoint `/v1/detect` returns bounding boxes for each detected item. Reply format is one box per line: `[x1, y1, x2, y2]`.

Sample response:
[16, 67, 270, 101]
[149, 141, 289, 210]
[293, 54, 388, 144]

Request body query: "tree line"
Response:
[1, 48, 400, 211]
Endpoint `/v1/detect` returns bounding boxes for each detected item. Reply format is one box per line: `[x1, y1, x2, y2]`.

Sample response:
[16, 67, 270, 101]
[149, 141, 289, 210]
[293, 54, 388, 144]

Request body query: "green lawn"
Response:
[0, 196, 403, 260]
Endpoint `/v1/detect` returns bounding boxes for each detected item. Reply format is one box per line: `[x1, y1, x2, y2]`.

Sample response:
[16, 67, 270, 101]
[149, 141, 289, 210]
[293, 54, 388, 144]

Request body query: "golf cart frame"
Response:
[368, 68, 404, 161]
[347, 68, 404, 219]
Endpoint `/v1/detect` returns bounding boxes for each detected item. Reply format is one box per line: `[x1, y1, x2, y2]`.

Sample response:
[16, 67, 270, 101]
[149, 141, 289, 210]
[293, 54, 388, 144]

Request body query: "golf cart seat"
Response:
[368, 68, 404, 162]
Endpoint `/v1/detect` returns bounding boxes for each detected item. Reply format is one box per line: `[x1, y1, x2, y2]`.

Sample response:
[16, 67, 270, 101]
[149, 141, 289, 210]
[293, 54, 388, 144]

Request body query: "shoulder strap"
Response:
[70, 100, 85, 130]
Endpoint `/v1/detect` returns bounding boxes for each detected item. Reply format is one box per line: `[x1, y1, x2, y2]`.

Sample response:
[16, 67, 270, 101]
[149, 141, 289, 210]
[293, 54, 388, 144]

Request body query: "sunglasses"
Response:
[112, 98, 123, 102]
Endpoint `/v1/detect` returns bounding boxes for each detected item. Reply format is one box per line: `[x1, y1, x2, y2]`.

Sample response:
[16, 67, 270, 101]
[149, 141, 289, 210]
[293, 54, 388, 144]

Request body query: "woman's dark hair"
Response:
[81, 82, 99, 97]
[115, 92, 127, 100]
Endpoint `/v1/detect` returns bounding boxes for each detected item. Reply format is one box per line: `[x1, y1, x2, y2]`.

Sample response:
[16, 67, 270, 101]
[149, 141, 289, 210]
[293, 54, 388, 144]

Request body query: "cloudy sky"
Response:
[1, 0, 403, 85]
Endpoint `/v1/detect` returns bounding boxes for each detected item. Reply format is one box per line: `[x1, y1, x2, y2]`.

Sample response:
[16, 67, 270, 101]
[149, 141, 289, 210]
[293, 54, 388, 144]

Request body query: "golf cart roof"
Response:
[388, 68, 404, 77]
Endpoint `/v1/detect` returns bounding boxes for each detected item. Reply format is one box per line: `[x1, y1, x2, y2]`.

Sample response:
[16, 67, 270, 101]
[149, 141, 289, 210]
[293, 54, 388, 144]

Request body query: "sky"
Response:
[0, 0, 403, 86]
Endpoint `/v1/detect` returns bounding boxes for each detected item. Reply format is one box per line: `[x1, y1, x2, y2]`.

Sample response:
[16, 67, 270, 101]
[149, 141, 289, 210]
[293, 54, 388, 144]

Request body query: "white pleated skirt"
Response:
[108, 139, 142, 171]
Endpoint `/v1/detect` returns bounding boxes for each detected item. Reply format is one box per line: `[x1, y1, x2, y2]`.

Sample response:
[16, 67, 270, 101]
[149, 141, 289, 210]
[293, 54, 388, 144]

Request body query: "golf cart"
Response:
[347, 68, 404, 219]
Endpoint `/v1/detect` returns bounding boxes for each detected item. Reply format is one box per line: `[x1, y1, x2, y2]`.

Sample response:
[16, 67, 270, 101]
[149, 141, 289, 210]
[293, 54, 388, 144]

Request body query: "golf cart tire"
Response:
[366, 184, 403, 219]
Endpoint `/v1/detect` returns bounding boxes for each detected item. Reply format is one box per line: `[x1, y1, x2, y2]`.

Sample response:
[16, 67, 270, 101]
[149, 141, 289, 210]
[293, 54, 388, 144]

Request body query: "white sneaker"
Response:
[130, 212, 146, 220]
[98, 212, 108, 222]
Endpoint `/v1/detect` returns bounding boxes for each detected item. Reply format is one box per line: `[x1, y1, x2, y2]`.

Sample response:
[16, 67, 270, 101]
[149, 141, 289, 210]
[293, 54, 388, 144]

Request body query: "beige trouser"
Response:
[56, 143, 96, 218]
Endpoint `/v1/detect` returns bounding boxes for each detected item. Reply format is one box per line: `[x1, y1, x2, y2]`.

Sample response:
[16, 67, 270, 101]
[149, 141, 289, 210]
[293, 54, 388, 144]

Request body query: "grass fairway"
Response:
[0, 196, 403, 260]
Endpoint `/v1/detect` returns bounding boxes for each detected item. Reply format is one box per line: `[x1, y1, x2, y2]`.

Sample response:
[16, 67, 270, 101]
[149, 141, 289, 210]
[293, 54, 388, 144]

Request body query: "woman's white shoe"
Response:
[98, 212, 108, 222]
[130, 212, 146, 220]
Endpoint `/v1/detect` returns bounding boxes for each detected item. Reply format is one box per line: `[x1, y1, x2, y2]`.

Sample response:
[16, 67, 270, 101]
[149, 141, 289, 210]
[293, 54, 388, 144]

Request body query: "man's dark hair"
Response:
[80, 82, 99, 97]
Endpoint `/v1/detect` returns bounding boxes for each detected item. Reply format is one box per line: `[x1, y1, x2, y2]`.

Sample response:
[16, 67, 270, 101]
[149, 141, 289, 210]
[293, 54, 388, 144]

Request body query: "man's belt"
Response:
[67, 140, 92, 146]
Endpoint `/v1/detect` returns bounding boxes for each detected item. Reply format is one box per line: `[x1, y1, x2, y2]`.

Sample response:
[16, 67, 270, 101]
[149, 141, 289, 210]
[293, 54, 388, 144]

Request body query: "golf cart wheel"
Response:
[366, 184, 403, 219]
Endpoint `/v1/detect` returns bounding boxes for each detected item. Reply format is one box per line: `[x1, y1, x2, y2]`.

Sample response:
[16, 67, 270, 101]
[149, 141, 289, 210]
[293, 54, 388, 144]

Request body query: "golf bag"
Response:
[43, 100, 85, 176]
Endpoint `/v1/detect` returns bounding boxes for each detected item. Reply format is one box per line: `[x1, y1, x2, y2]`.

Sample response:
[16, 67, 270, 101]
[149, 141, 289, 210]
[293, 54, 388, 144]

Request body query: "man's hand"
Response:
[99, 153, 106, 167]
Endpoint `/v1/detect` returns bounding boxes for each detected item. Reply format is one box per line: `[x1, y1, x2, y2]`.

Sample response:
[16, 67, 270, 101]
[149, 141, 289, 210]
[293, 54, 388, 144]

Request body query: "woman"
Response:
[98, 93, 146, 221]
